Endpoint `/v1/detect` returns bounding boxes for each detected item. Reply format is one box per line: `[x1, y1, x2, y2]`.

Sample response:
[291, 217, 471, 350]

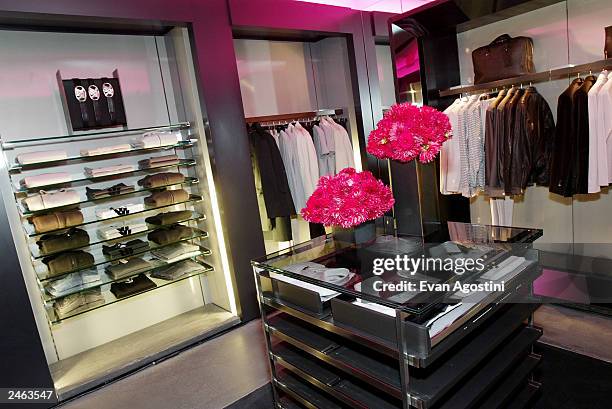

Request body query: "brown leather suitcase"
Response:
[472, 34, 535, 84]
[605, 26, 612, 58]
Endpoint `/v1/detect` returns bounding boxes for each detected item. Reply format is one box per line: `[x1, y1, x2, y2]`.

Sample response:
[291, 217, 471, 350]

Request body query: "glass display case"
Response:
[253, 222, 543, 409]
[0, 27, 240, 399]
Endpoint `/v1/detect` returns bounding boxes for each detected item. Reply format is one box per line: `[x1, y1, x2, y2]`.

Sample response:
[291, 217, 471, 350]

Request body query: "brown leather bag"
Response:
[605, 26, 612, 58]
[472, 34, 535, 84]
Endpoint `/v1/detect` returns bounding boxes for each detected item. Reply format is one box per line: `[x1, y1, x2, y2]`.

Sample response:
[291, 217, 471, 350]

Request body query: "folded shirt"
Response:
[98, 223, 148, 240]
[151, 243, 201, 263]
[132, 131, 181, 148]
[145, 210, 193, 226]
[80, 144, 132, 157]
[137, 172, 185, 189]
[103, 239, 150, 258]
[23, 189, 80, 212]
[43, 250, 95, 277]
[138, 154, 179, 169]
[96, 204, 146, 220]
[148, 224, 193, 245]
[110, 274, 156, 299]
[106, 257, 152, 279]
[86, 183, 135, 200]
[31, 210, 84, 234]
[46, 269, 101, 297]
[480, 256, 528, 282]
[17, 150, 67, 165]
[84, 164, 136, 178]
[20, 172, 72, 189]
[54, 288, 104, 319]
[151, 259, 205, 281]
[144, 189, 189, 207]
[284, 262, 355, 286]
[37, 229, 90, 255]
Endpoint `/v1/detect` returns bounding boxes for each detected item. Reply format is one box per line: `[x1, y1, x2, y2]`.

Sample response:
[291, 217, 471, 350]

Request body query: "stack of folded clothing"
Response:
[23, 189, 80, 211]
[151, 260, 205, 281]
[43, 250, 94, 277]
[53, 288, 105, 319]
[138, 154, 179, 169]
[148, 224, 193, 245]
[132, 131, 181, 148]
[37, 229, 90, 255]
[137, 172, 185, 188]
[151, 243, 201, 263]
[105, 257, 152, 279]
[17, 150, 67, 165]
[144, 189, 189, 207]
[103, 239, 149, 258]
[31, 209, 84, 234]
[95, 203, 145, 220]
[84, 164, 136, 178]
[80, 144, 131, 157]
[284, 262, 355, 286]
[110, 274, 156, 299]
[86, 183, 135, 200]
[20, 172, 72, 189]
[98, 223, 148, 240]
[45, 269, 101, 298]
[145, 210, 193, 226]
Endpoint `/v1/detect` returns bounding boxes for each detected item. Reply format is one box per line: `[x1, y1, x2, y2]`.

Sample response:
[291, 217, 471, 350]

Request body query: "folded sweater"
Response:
[133, 131, 181, 148]
[54, 288, 104, 319]
[31, 210, 84, 234]
[148, 225, 193, 245]
[144, 189, 189, 207]
[151, 260, 205, 281]
[37, 229, 90, 255]
[80, 144, 131, 157]
[106, 257, 152, 279]
[138, 154, 179, 169]
[17, 150, 67, 165]
[103, 239, 150, 258]
[20, 172, 72, 189]
[84, 164, 135, 178]
[137, 172, 185, 188]
[110, 274, 156, 299]
[46, 269, 101, 297]
[23, 189, 80, 212]
[43, 250, 94, 277]
[151, 243, 201, 263]
[145, 210, 193, 226]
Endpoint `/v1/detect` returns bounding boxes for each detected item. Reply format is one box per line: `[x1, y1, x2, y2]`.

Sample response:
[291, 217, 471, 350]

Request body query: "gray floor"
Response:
[53, 304, 238, 400]
[57, 319, 270, 409]
[57, 304, 612, 409]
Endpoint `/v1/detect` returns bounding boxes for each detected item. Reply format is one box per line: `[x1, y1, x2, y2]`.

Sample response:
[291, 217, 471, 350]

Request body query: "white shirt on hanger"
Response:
[441, 98, 464, 194]
[597, 71, 612, 185]
[587, 71, 608, 193]
[313, 124, 335, 177]
[321, 117, 354, 173]
[292, 122, 320, 211]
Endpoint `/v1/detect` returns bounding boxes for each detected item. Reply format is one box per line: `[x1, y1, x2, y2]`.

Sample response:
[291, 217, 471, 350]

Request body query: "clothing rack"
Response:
[439, 57, 612, 97]
[245, 108, 343, 126]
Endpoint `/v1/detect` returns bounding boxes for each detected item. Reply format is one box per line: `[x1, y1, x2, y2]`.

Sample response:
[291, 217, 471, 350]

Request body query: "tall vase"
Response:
[332, 220, 376, 246]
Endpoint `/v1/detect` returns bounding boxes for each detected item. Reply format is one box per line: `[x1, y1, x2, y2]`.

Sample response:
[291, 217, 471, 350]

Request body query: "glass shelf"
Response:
[48, 261, 214, 324]
[9, 140, 196, 173]
[20, 177, 199, 220]
[1, 122, 191, 150]
[42, 250, 211, 302]
[35, 225, 209, 282]
[31, 218, 207, 259]
[13, 159, 196, 193]
[23, 193, 203, 235]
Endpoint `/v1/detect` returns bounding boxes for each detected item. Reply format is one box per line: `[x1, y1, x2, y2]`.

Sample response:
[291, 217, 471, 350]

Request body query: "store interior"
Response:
[0, 0, 611, 408]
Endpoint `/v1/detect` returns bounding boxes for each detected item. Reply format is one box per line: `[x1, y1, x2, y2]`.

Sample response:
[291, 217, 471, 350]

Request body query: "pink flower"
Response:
[301, 168, 395, 228]
[367, 103, 451, 163]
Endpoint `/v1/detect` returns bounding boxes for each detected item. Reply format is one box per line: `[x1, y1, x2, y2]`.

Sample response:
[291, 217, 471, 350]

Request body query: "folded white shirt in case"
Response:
[80, 144, 131, 157]
[46, 269, 101, 297]
[270, 271, 340, 302]
[98, 223, 148, 240]
[96, 204, 146, 220]
[22, 189, 80, 211]
[284, 262, 354, 286]
[133, 131, 181, 149]
[351, 299, 396, 317]
[480, 256, 528, 282]
[84, 164, 136, 178]
[20, 172, 72, 188]
[17, 150, 67, 165]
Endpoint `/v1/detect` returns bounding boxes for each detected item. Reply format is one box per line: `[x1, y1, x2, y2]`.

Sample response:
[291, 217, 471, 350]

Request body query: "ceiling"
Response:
[294, 0, 434, 13]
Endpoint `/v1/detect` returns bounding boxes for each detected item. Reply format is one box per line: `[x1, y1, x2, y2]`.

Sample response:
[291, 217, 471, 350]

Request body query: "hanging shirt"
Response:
[588, 72, 608, 193]
[441, 99, 464, 194]
[291, 123, 320, 211]
[459, 95, 480, 197]
[321, 117, 354, 173]
[597, 71, 612, 184]
[313, 124, 335, 177]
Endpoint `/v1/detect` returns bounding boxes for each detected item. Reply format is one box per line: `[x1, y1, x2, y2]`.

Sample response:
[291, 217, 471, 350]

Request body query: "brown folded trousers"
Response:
[43, 251, 94, 277]
[148, 225, 193, 245]
[138, 172, 185, 189]
[145, 210, 193, 226]
[37, 229, 90, 255]
[144, 189, 189, 207]
[31, 210, 84, 234]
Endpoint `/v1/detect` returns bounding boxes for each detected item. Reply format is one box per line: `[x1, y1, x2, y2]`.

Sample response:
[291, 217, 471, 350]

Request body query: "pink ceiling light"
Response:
[294, 0, 434, 13]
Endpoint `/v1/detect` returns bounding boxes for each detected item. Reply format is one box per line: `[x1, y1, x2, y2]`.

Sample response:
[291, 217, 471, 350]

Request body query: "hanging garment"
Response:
[502, 88, 525, 195]
[597, 71, 612, 184]
[587, 72, 608, 193]
[457, 95, 480, 197]
[490, 197, 514, 226]
[549, 78, 583, 197]
[440, 99, 462, 194]
[484, 89, 507, 197]
[573, 75, 597, 194]
[312, 124, 335, 177]
[321, 117, 354, 173]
